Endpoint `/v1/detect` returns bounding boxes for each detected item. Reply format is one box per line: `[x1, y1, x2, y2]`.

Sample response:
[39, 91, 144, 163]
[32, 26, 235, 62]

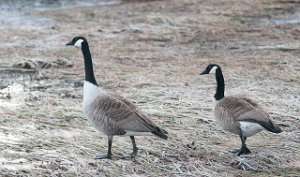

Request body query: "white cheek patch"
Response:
[74, 39, 84, 48]
[209, 66, 218, 74]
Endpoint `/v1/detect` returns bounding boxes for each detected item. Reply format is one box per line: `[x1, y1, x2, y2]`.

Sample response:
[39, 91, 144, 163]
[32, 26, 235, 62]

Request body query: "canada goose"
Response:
[200, 64, 282, 156]
[66, 36, 168, 159]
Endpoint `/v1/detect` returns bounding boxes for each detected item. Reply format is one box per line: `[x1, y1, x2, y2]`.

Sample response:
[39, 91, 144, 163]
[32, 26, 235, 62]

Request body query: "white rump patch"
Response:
[123, 131, 154, 136]
[74, 39, 84, 48]
[239, 122, 264, 137]
[83, 81, 103, 105]
[209, 66, 218, 74]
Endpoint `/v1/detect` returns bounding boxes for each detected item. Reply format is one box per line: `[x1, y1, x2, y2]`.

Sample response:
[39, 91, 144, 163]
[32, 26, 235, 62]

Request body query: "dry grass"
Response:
[0, 0, 300, 176]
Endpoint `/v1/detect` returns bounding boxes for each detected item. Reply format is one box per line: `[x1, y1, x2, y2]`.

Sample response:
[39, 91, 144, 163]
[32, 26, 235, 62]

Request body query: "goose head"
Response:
[66, 36, 87, 48]
[200, 64, 220, 75]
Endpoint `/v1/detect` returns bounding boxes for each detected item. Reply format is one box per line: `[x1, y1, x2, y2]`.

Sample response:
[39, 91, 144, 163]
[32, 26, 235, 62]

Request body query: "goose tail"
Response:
[152, 127, 168, 140]
[261, 120, 283, 134]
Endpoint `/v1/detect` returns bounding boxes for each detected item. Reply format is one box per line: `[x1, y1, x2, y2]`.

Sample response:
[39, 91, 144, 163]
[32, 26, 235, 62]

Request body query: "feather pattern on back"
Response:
[214, 96, 280, 136]
[84, 92, 168, 139]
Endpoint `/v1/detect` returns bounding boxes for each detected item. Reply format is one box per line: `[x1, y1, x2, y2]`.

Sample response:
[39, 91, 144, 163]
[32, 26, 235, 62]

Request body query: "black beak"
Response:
[200, 70, 208, 75]
[66, 41, 73, 46]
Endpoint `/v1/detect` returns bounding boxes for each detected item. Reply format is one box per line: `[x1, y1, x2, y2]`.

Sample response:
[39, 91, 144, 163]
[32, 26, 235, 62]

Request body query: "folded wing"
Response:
[90, 93, 168, 139]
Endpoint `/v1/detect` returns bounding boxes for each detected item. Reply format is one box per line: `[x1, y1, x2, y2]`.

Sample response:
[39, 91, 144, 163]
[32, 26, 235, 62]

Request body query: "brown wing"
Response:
[91, 93, 168, 138]
[217, 97, 282, 133]
[237, 97, 271, 122]
[238, 97, 282, 133]
[109, 93, 137, 109]
[221, 97, 281, 133]
[220, 96, 270, 122]
[109, 93, 165, 131]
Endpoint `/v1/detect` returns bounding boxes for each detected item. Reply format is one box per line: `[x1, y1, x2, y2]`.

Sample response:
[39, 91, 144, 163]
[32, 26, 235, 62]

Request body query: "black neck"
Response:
[81, 41, 98, 86]
[214, 68, 225, 100]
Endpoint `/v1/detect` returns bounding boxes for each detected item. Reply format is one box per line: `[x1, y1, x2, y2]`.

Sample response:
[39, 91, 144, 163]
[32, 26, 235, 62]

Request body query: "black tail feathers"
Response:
[261, 120, 283, 134]
[152, 127, 168, 140]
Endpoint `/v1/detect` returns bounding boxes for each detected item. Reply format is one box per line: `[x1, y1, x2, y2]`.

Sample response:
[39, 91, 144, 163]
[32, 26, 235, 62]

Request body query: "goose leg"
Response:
[123, 136, 138, 158]
[95, 135, 113, 159]
[129, 136, 138, 157]
[237, 133, 251, 156]
[229, 137, 247, 153]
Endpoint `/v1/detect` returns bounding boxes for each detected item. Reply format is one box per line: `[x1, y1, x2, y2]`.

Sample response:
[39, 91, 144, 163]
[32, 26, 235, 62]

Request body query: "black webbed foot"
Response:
[237, 146, 251, 156]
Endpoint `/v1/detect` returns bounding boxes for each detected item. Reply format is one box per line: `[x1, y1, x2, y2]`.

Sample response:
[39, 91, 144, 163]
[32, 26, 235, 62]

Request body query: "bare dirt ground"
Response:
[0, 0, 300, 176]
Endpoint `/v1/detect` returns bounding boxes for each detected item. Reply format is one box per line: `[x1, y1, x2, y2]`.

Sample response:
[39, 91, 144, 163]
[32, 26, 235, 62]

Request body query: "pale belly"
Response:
[213, 113, 264, 136]
[239, 121, 264, 137]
